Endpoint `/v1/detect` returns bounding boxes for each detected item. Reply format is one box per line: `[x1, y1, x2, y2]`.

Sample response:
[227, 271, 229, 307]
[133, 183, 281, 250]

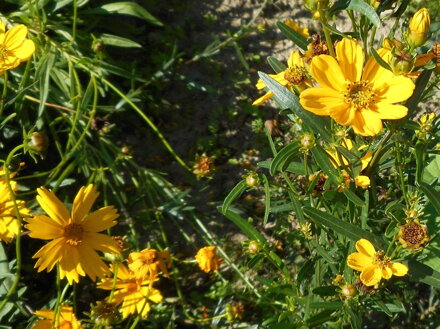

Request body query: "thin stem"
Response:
[0, 70, 8, 117]
[394, 139, 410, 207]
[321, 20, 335, 57]
[0, 144, 25, 311]
[72, 0, 78, 41]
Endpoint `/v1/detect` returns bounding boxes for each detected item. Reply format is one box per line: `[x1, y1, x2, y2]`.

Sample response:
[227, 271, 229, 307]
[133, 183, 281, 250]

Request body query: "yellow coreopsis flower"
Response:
[195, 246, 222, 273]
[0, 170, 30, 242]
[25, 185, 120, 284]
[347, 239, 408, 287]
[253, 51, 312, 106]
[300, 38, 415, 136]
[0, 21, 35, 72]
[98, 264, 163, 319]
[33, 305, 82, 329]
[128, 248, 171, 281]
[407, 8, 431, 47]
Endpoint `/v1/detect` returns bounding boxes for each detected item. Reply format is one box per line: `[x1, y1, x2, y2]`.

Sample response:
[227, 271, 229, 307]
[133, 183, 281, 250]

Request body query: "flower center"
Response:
[0, 46, 9, 63]
[63, 223, 84, 246]
[141, 250, 158, 265]
[372, 250, 390, 269]
[284, 66, 306, 85]
[401, 222, 427, 246]
[343, 81, 376, 109]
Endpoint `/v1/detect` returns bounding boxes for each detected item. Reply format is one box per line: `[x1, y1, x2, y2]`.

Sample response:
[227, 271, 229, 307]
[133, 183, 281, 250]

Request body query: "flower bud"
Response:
[340, 284, 357, 298]
[407, 8, 431, 47]
[248, 240, 261, 254]
[27, 132, 49, 153]
[245, 173, 259, 188]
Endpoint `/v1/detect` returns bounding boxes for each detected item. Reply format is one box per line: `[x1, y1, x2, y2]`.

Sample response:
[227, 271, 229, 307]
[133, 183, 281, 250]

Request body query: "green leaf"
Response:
[267, 56, 287, 74]
[419, 182, 440, 216]
[269, 142, 301, 175]
[423, 155, 440, 184]
[262, 174, 271, 225]
[342, 188, 365, 207]
[347, 0, 381, 27]
[276, 21, 308, 50]
[370, 47, 393, 71]
[305, 310, 335, 327]
[310, 301, 343, 310]
[99, 34, 142, 48]
[405, 70, 433, 114]
[408, 259, 440, 289]
[303, 207, 383, 247]
[310, 145, 339, 182]
[258, 160, 306, 175]
[415, 141, 427, 184]
[92, 2, 163, 26]
[221, 208, 267, 247]
[221, 180, 247, 214]
[312, 286, 339, 297]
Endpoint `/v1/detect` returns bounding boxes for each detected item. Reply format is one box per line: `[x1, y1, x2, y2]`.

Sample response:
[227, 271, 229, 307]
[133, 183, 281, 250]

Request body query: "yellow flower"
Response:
[128, 248, 171, 281]
[300, 38, 415, 136]
[25, 185, 120, 284]
[326, 138, 372, 188]
[0, 170, 30, 242]
[195, 246, 222, 273]
[407, 8, 431, 47]
[347, 239, 408, 286]
[98, 264, 163, 319]
[253, 51, 311, 106]
[284, 18, 309, 38]
[33, 305, 82, 329]
[0, 21, 35, 72]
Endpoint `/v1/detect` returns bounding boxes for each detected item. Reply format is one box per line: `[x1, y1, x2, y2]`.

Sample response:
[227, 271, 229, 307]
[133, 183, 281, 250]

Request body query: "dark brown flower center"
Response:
[63, 223, 84, 246]
[401, 222, 428, 246]
[284, 65, 306, 85]
[141, 251, 158, 265]
[343, 81, 376, 109]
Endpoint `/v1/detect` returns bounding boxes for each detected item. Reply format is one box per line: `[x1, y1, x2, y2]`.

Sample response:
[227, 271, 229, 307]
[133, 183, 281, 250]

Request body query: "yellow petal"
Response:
[33, 238, 64, 272]
[355, 175, 370, 188]
[336, 38, 363, 82]
[374, 75, 415, 104]
[360, 150, 372, 170]
[362, 48, 393, 87]
[81, 206, 119, 232]
[83, 232, 120, 254]
[381, 266, 393, 279]
[36, 187, 70, 225]
[4, 25, 27, 50]
[362, 110, 383, 136]
[331, 105, 356, 126]
[374, 103, 408, 120]
[355, 239, 376, 257]
[0, 21, 6, 34]
[72, 185, 99, 223]
[25, 215, 63, 239]
[148, 287, 164, 303]
[253, 91, 274, 106]
[299, 87, 347, 116]
[390, 262, 408, 276]
[77, 244, 110, 280]
[287, 51, 303, 68]
[310, 55, 347, 90]
[360, 265, 382, 286]
[347, 252, 373, 271]
[11, 39, 35, 61]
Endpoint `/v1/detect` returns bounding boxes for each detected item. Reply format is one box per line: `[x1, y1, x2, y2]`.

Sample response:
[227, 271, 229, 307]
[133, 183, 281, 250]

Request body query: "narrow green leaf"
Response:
[329, 0, 351, 15]
[408, 259, 440, 289]
[95, 2, 163, 26]
[258, 160, 306, 175]
[262, 174, 271, 225]
[309, 240, 335, 263]
[276, 21, 308, 50]
[306, 310, 335, 327]
[304, 207, 383, 247]
[347, 0, 381, 27]
[221, 180, 247, 214]
[415, 141, 427, 184]
[370, 47, 393, 71]
[342, 188, 365, 207]
[269, 142, 301, 175]
[221, 209, 267, 247]
[258, 71, 296, 110]
[310, 301, 343, 310]
[289, 191, 305, 223]
[310, 145, 339, 182]
[405, 70, 433, 113]
[100, 34, 142, 48]
[267, 56, 287, 74]
[419, 182, 440, 216]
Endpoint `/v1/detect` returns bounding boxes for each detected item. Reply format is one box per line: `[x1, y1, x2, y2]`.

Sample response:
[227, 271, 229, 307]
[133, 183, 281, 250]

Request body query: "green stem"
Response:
[394, 139, 410, 207]
[0, 144, 25, 311]
[72, 0, 78, 41]
[321, 20, 335, 57]
[0, 70, 8, 117]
